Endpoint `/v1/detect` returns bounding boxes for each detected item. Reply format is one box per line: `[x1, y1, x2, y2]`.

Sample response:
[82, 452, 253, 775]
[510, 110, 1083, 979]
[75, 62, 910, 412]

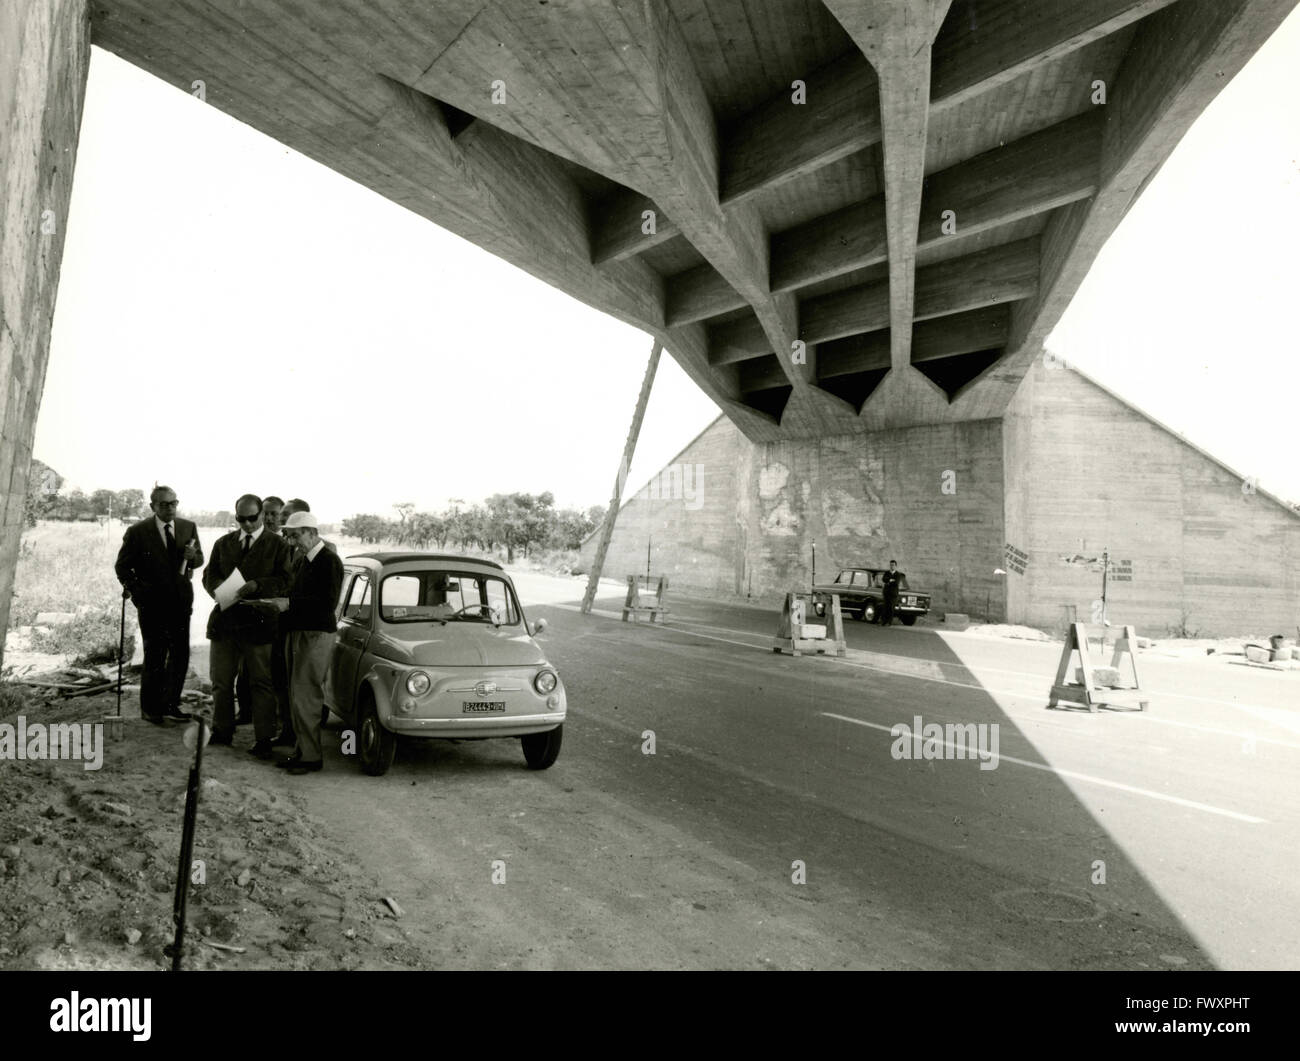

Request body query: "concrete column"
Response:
[0, 0, 91, 666]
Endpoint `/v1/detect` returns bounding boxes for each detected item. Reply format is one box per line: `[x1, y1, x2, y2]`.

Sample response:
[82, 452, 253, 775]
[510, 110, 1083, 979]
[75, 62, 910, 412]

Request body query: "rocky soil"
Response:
[0, 682, 437, 970]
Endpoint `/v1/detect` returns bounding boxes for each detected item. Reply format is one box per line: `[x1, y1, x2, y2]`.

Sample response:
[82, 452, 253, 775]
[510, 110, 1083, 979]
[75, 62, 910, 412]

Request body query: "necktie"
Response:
[165, 523, 176, 554]
[241, 534, 251, 556]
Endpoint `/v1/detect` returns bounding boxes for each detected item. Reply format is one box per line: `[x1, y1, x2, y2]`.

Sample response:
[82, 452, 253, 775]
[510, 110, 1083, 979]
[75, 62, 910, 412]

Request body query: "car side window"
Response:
[482, 578, 520, 625]
[336, 570, 358, 620]
[343, 574, 372, 623]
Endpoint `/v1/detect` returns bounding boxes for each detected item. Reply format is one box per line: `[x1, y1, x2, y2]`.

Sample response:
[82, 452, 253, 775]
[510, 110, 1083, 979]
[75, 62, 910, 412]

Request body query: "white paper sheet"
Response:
[214, 569, 246, 611]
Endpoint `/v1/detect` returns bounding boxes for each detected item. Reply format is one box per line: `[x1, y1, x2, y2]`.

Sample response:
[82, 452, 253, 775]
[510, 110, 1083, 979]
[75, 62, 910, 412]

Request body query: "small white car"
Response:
[326, 553, 566, 776]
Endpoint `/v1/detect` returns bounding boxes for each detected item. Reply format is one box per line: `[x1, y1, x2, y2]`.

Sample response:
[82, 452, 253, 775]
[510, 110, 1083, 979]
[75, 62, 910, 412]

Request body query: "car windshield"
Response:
[379, 571, 521, 626]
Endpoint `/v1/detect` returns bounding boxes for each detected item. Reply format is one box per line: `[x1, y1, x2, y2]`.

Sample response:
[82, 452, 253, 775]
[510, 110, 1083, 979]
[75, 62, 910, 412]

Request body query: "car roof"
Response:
[342, 552, 505, 571]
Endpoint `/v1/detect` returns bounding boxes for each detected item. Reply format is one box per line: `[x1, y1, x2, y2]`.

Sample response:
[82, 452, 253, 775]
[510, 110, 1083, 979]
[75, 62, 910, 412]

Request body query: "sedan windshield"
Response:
[379, 571, 521, 625]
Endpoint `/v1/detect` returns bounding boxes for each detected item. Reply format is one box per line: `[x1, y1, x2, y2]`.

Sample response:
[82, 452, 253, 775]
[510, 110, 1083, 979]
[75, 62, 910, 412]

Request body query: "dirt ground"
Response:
[0, 682, 436, 971]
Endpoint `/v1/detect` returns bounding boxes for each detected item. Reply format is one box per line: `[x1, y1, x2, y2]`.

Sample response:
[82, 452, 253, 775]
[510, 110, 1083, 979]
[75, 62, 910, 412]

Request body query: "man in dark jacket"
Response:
[880, 559, 901, 626]
[114, 485, 204, 723]
[278, 498, 339, 735]
[268, 511, 344, 774]
[201, 494, 293, 754]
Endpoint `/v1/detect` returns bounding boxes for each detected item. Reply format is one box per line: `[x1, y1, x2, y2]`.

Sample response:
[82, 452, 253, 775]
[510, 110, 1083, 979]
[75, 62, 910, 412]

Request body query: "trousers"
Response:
[289, 630, 332, 764]
[210, 638, 275, 740]
[137, 604, 191, 718]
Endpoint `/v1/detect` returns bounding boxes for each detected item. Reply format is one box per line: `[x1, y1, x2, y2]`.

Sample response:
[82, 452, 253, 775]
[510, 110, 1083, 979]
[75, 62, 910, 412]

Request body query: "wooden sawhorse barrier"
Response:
[1047, 622, 1148, 712]
[623, 575, 670, 623]
[773, 591, 847, 657]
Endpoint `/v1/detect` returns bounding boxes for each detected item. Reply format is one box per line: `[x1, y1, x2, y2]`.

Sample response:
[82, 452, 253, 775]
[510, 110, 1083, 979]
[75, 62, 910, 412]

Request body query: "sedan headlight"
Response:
[405, 671, 431, 696]
[534, 669, 558, 695]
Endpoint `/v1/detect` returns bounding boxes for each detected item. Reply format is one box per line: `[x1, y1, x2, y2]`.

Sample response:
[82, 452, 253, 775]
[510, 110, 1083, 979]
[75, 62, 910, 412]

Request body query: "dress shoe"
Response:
[271, 732, 296, 748]
[274, 754, 302, 769]
[287, 759, 322, 775]
[248, 740, 275, 760]
[142, 714, 165, 726]
[208, 729, 234, 746]
[162, 707, 191, 721]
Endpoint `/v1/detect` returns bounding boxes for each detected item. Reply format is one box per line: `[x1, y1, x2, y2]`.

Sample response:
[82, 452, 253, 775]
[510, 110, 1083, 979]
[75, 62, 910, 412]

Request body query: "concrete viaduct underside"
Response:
[0, 1, 1295, 652]
[89, 0, 1296, 439]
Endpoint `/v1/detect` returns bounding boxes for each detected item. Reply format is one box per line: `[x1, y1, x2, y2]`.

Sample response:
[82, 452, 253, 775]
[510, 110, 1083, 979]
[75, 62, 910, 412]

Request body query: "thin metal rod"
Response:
[169, 718, 207, 971]
[116, 592, 126, 718]
[581, 340, 662, 614]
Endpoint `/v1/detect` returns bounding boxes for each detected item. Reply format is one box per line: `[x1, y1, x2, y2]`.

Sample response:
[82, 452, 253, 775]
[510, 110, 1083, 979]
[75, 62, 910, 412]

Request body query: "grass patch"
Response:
[11, 521, 139, 661]
[0, 667, 30, 715]
[29, 607, 134, 665]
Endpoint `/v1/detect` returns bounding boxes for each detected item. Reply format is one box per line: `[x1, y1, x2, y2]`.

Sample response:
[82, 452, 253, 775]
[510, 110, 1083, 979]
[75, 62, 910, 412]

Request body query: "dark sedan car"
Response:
[812, 567, 931, 625]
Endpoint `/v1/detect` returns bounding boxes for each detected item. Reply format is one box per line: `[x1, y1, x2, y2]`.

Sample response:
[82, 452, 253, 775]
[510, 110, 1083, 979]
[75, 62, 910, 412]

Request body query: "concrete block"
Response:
[943, 613, 970, 631]
[34, 611, 75, 625]
[1244, 645, 1270, 663]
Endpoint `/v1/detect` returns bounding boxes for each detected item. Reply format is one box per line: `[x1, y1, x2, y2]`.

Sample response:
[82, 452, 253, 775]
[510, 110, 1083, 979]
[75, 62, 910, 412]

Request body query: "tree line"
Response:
[23, 462, 607, 557]
[343, 493, 605, 562]
[22, 460, 147, 526]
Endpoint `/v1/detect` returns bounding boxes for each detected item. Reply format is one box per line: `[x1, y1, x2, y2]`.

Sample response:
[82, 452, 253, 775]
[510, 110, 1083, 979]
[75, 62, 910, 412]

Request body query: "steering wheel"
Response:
[450, 603, 499, 622]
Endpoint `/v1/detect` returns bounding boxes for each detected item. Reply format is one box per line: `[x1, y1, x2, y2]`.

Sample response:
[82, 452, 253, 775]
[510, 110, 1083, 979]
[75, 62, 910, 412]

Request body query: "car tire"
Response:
[860, 602, 876, 623]
[522, 724, 562, 770]
[899, 615, 917, 626]
[358, 692, 397, 777]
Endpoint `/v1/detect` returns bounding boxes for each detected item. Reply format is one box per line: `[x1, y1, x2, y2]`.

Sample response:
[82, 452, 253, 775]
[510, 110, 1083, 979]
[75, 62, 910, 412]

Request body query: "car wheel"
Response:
[860, 601, 876, 623]
[358, 691, 396, 776]
[521, 724, 562, 770]
[899, 615, 917, 626]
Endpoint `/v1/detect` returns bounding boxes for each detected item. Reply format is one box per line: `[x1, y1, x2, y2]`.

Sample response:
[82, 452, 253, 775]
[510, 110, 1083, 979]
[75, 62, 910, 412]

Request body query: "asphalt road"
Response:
[276, 577, 1300, 969]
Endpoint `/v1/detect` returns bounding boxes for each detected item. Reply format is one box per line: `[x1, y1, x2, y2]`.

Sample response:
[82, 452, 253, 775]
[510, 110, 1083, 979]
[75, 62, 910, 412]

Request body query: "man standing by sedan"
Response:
[202, 494, 294, 755]
[114, 486, 204, 724]
[262, 511, 343, 775]
[880, 559, 901, 626]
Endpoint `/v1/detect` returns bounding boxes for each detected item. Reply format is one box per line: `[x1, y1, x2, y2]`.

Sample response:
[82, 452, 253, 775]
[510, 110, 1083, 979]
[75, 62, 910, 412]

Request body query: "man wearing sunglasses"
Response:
[202, 494, 294, 754]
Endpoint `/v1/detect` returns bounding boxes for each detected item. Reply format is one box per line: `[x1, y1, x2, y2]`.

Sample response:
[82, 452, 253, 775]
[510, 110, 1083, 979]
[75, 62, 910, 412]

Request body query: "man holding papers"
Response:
[255, 510, 344, 774]
[202, 493, 294, 754]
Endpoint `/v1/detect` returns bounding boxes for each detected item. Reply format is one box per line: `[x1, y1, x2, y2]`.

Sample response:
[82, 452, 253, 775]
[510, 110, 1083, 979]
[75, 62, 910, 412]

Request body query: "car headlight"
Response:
[406, 671, 431, 696]
[534, 669, 558, 695]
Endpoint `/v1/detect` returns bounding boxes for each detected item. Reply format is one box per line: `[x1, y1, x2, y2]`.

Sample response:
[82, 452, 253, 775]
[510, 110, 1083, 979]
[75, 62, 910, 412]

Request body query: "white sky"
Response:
[36, 12, 1300, 521]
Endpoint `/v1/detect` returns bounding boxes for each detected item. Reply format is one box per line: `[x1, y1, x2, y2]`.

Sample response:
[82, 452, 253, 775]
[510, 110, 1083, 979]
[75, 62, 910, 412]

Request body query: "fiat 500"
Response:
[325, 553, 566, 776]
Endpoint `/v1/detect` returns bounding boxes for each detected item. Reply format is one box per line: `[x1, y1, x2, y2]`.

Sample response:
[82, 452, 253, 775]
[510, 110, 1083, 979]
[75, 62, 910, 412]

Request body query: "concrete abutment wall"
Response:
[0, 0, 91, 666]
[581, 416, 1008, 619]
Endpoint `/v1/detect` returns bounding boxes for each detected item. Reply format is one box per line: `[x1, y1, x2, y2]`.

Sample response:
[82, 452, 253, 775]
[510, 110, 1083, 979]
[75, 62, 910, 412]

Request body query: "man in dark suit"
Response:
[234, 495, 284, 726]
[114, 485, 204, 724]
[263, 511, 344, 774]
[202, 493, 294, 756]
[880, 560, 901, 626]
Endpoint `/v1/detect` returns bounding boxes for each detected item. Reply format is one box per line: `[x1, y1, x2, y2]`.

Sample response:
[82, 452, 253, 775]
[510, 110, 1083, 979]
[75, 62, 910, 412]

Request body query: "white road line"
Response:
[566, 609, 1300, 752]
[820, 713, 1268, 824]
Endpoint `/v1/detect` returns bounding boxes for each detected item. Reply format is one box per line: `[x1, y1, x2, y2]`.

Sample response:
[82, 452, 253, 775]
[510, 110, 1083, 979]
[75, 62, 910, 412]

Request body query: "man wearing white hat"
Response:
[261, 510, 344, 774]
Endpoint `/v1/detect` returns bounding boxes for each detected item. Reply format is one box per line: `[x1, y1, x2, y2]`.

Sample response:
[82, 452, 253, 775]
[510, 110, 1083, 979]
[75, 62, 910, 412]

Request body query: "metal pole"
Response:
[1101, 548, 1109, 624]
[581, 340, 662, 614]
[811, 542, 816, 591]
[167, 717, 207, 971]
[116, 590, 127, 718]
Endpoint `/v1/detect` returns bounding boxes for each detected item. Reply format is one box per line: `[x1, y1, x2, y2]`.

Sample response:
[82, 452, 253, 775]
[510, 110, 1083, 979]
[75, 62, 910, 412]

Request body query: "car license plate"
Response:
[462, 700, 506, 713]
